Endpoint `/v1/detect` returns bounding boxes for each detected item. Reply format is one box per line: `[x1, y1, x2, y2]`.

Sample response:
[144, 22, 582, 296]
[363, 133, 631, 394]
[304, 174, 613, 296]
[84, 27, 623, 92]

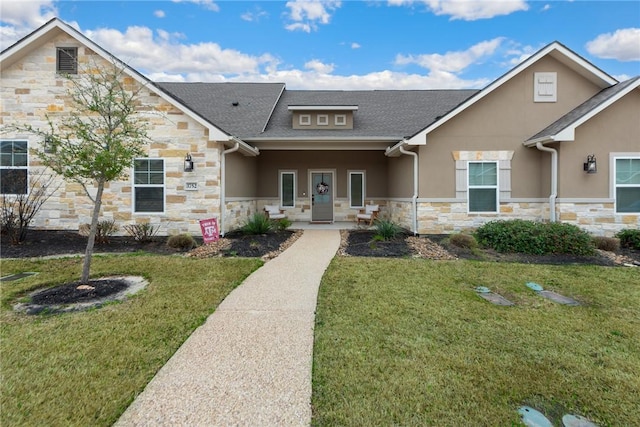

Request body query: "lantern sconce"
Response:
[583, 154, 597, 174]
[44, 136, 54, 153]
[184, 153, 194, 172]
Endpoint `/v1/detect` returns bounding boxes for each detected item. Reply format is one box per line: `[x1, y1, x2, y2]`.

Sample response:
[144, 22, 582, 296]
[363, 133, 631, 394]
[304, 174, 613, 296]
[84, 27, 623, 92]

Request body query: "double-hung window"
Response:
[280, 171, 296, 208]
[1, 140, 28, 195]
[615, 158, 640, 213]
[133, 159, 164, 213]
[468, 161, 498, 212]
[348, 171, 365, 208]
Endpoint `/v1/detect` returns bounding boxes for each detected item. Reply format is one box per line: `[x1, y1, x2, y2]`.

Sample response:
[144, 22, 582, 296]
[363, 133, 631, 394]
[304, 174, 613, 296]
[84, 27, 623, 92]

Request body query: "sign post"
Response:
[199, 218, 219, 244]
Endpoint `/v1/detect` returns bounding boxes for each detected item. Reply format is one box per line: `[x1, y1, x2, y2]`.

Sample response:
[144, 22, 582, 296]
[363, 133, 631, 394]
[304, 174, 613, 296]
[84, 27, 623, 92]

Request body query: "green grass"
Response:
[312, 258, 640, 426]
[1, 254, 261, 427]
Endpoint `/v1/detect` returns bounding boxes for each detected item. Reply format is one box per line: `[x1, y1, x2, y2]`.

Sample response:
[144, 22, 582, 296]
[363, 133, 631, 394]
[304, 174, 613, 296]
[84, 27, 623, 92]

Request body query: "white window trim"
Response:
[299, 114, 311, 126]
[611, 153, 640, 213]
[348, 170, 366, 208]
[0, 140, 29, 195]
[534, 72, 557, 103]
[279, 170, 296, 208]
[317, 114, 329, 126]
[467, 161, 499, 214]
[132, 158, 165, 214]
[335, 114, 347, 126]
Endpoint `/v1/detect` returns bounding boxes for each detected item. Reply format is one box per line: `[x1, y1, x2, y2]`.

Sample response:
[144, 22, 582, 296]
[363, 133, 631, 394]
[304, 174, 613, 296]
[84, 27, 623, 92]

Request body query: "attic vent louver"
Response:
[56, 47, 78, 74]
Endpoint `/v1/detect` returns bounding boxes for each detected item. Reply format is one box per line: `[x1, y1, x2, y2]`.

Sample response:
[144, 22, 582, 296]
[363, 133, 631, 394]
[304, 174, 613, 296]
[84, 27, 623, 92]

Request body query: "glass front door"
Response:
[311, 172, 333, 222]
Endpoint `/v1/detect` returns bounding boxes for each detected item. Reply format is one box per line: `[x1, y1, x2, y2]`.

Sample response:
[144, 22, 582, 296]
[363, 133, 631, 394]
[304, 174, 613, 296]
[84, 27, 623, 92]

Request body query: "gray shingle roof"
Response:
[155, 82, 478, 141]
[527, 76, 640, 142]
[155, 82, 285, 137]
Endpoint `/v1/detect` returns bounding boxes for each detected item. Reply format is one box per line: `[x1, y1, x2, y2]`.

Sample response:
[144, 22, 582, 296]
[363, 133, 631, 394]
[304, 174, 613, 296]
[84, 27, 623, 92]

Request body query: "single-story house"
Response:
[1, 18, 638, 237]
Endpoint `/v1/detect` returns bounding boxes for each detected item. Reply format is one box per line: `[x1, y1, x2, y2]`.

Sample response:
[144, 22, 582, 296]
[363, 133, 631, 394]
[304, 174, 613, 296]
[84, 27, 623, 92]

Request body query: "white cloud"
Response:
[395, 38, 504, 73]
[351, 42, 361, 49]
[389, 0, 528, 21]
[171, 0, 219, 12]
[304, 59, 335, 74]
[241, 8, 269, 22]
[285, 0, 341, 32]
[586, 28, 640, 62]
[0, 0, 58, 49]
[541, 4, 551, 12]
[154, 10, 166, 18]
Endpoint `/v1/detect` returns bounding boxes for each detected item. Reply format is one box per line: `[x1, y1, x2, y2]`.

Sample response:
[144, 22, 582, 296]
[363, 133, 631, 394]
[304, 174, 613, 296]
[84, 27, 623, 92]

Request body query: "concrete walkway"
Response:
[116, 229, 341, 427]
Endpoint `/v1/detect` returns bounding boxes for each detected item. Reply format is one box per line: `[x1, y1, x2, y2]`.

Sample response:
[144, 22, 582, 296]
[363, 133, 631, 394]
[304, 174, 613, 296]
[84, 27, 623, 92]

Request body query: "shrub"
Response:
[374, 219, 403, 241]
[242, 212, 272, 235]
[124, 223, 160, 243]
[166, 234, 196, 251]
[447, 233, 478, 249]
[79, 219, 119, 244]
[274, 218, 292, 231]
[616, 229, 640, 250]
[592, 236, 620, 252]
[475, 220, 594, 256]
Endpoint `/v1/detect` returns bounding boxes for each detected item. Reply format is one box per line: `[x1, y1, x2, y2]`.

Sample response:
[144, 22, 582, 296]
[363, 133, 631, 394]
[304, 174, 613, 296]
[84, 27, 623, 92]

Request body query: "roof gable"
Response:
[387, 42, 618, 155]
[0, 18, 262, 154]
[525, 76, 640, 146]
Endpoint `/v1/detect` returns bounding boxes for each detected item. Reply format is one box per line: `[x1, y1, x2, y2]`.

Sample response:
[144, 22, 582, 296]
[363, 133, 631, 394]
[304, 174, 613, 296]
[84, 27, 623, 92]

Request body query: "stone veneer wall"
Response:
[389, 199, 637, 236]
[557, 202, 639, 236]
[256, 198, 386, 223]
[1, 36, 224, 236]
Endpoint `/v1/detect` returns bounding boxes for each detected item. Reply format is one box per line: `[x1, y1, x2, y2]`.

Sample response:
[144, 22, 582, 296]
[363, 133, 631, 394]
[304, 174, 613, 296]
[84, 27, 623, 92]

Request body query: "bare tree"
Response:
[1, 168, 59, 244]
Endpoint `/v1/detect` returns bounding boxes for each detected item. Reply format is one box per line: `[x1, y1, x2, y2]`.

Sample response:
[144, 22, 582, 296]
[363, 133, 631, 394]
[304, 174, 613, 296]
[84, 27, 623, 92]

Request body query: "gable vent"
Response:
[57, 47, 78, 74]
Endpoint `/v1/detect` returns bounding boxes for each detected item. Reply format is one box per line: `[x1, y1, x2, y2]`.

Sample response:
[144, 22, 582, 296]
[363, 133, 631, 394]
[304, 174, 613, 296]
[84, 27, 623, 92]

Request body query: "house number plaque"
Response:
[185, 182, 198, 191]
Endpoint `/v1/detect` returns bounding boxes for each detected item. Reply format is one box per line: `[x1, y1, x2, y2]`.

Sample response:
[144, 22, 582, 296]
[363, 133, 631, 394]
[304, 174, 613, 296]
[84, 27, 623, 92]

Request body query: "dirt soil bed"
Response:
[2, 228, 638, 313]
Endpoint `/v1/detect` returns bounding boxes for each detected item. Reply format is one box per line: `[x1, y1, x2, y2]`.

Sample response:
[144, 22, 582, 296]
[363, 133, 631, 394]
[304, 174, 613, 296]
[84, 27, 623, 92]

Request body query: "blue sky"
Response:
[1, 1, 639, 89]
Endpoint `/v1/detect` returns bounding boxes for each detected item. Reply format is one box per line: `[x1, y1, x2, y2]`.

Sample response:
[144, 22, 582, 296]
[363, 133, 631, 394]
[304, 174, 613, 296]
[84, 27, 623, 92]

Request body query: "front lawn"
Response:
[312, 258, 640, 426]
[0, 255, 261, 427]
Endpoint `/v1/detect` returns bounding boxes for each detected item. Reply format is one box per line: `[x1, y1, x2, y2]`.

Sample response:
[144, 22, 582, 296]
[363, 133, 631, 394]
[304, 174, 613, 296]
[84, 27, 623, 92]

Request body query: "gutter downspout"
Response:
[399, 143, 418, 235]
[220, 141, 240, 236]
[535, 142, 557, 222]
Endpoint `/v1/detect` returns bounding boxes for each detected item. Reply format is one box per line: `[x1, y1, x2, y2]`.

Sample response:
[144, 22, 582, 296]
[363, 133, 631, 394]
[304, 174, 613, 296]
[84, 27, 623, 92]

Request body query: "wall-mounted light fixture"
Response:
[583, 154, 597, 174]
[44, 136, 54, 153]
[184, 153, 194, 172]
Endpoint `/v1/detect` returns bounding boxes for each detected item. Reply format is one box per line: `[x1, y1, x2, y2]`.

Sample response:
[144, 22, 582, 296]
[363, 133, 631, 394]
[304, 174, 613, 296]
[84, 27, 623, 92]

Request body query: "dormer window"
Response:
[335, 115, 346, 126]
[299, 114, 311, 126]
[57, 47, 78, 74]
[317, 114, 329, 126]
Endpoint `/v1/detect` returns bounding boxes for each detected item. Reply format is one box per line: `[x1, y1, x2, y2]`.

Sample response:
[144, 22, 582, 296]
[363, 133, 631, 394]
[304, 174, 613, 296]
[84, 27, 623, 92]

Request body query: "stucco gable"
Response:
[387, 41, 618, 156]
[525, 76, 640, 145]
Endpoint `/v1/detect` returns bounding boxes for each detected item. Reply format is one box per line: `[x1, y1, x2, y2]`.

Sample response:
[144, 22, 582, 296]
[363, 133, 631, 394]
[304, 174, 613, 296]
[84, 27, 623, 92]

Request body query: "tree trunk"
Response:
[80, 181, 105, 284]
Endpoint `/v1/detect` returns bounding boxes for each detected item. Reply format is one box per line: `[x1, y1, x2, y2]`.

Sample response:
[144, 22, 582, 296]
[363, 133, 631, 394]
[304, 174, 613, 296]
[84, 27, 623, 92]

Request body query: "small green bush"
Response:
[593, 236, 620, 252]
[475, 219, 594, 256]
[242, 212, 272, 235]
[374, 219, 403, 241]
[274, 218, 292, 231]
[447, 233, 478, 249]
[616, 229, 640, 250]
[79, 219, 119, 244]
[166, 234, 196, 251]
[124, 223, 160, 243]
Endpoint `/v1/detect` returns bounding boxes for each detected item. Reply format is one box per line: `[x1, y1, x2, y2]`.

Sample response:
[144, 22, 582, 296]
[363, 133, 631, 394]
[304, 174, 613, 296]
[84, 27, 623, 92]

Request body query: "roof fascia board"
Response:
[246, 136, 399, 142]
[2, 18, 231, 141]
[287, 105, 359, 111]
[402, 42, 618, 148]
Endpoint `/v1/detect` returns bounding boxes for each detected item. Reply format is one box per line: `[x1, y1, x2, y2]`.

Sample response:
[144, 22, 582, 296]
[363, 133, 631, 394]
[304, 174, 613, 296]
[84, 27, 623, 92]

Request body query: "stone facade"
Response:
[1, 34, 225, 236]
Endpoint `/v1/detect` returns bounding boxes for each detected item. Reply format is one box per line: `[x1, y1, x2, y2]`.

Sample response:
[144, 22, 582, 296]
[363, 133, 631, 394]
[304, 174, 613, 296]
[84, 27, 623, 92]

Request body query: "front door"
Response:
[311, 172, 333, 222]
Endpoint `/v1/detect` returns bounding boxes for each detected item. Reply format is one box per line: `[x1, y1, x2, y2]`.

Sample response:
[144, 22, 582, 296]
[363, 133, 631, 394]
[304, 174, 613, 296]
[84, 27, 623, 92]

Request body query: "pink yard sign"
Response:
[199, 218, 219, 244]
